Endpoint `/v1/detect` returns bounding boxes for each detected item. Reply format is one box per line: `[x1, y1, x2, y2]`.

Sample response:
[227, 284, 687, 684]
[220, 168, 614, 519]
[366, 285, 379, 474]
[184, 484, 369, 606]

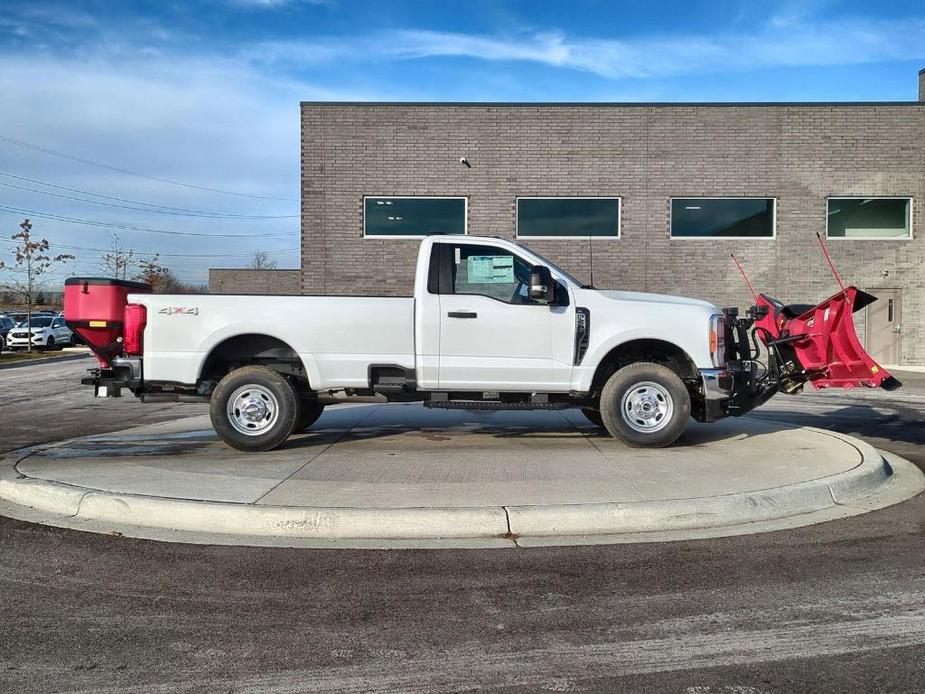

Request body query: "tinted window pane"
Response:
[518, 198, 619, 237]
[364, 197, 466, 236]
[671, 198, 774, 238]
[827, 198, 911, 239]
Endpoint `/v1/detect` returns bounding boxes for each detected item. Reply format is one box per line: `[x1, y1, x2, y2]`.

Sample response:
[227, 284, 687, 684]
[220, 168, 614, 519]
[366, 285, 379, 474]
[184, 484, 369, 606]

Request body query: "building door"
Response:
[865, 288, 902, 365]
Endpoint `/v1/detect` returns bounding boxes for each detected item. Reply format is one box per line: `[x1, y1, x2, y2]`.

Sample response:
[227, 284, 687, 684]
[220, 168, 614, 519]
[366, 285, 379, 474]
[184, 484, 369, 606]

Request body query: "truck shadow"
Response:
[278, 403, 796, 451]
[748, 401, 925, 449]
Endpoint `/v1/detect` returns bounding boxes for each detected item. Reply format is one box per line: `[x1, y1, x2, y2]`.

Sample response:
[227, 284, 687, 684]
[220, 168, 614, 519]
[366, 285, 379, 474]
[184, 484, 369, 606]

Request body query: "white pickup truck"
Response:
[65, 234, 898, 452]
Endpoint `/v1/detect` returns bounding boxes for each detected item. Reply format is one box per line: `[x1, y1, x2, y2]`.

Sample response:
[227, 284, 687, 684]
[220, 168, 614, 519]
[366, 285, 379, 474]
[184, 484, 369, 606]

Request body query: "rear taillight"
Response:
[123, 304, 147, 356]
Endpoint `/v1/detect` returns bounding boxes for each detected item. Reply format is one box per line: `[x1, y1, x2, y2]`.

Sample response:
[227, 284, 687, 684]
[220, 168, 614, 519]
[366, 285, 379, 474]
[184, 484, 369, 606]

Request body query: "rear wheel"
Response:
[599, 362, 691, 448]
[210, 366, 299, 452]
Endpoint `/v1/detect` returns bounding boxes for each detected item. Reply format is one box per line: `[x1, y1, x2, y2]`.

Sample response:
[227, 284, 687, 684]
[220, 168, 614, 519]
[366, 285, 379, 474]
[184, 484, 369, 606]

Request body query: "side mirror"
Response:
[529, 265, 555, 304]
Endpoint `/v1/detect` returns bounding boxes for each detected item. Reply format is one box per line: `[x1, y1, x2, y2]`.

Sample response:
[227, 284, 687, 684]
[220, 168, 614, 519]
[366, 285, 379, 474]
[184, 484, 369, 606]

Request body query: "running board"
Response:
[425, 400, 568, 411]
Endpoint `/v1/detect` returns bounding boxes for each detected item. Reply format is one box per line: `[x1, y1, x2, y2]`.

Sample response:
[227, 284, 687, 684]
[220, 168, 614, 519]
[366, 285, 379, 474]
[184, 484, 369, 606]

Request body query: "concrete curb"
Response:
[0, 426, 913, 548]
[0, 351, 92, 370]
[507, 429, 891, 537]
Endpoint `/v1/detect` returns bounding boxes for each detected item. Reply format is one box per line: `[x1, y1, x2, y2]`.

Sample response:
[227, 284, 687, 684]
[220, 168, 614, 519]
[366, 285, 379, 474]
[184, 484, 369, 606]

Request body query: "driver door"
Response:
[436, 242, 569, 391]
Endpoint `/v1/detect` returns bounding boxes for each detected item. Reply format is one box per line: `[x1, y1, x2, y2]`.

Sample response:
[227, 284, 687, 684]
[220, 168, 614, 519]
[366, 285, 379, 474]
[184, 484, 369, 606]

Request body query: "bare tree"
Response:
[0, 219, 74, 352]
[135, 254, 170, 292]
[99, 233, 136, 280]
[248, 251, 278, 270]
[133, 256, 206, 294]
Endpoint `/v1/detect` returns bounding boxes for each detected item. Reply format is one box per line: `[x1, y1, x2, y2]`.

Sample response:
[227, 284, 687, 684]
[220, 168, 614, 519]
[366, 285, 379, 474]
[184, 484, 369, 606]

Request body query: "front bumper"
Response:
[6, 334, 48, 348]
[696, 367, 733, 422]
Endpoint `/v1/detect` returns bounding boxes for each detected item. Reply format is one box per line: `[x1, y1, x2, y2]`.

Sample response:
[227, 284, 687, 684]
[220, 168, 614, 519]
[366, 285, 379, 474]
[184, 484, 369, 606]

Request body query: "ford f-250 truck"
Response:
[64, 235, 899, 452]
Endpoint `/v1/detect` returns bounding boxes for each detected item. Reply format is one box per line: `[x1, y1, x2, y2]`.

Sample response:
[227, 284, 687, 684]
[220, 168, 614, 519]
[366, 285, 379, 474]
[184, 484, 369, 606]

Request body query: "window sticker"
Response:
[467, 255, 515, 284]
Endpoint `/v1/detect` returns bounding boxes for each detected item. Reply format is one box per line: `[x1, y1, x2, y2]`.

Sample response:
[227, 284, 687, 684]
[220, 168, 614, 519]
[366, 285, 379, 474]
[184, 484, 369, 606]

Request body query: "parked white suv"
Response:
[7, 315, 74, 350]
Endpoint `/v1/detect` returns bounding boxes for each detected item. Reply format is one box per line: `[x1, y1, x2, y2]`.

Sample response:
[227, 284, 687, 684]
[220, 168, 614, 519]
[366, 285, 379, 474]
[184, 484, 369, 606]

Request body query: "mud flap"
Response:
[755, 287, 901, 391]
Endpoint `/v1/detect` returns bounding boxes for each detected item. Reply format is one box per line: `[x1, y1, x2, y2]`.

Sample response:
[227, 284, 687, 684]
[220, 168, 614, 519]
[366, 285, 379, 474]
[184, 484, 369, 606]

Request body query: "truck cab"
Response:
[412, 236, 721, 395]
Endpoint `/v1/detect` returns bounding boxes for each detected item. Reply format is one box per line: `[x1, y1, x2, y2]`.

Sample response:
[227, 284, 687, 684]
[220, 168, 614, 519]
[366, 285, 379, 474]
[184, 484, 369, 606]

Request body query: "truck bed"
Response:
[133, 294, 416, 389]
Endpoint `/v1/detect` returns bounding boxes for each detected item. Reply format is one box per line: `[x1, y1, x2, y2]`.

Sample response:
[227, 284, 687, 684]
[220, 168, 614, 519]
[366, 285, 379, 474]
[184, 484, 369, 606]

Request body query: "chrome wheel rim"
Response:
[620, 381, 673, 433]
[227, 385, 279, 436]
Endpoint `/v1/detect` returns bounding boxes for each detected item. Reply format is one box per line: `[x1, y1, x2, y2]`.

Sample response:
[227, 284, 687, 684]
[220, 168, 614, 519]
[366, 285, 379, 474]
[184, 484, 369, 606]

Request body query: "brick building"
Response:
[294, 69, 925, 366]
[209, 268, 300, 295]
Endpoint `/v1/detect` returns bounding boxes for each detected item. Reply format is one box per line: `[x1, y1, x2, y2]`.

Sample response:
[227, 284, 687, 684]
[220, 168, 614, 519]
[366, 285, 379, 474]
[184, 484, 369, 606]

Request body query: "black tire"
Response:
[46, 336, 55, 351]
[293, 399, 325, 433]
[599, 362, 691, 448]
[581, 407, 604, 427]
[210, 366, 299, 452]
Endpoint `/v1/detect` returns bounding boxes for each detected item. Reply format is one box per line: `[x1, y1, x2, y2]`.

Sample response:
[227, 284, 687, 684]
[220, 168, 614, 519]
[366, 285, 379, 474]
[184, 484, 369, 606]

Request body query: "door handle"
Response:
[447, 311, 478, 319]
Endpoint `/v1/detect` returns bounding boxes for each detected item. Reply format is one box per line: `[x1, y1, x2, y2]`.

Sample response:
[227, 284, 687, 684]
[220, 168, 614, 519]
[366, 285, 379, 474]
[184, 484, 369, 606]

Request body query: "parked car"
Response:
[10, 311, 55, 324]
[0, 314, 15, 352]
[6, 315, 75, 350]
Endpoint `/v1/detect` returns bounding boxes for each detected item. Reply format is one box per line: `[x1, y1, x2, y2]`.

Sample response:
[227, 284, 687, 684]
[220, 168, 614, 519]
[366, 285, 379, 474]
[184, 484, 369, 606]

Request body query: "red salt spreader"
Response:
[63, 278, 152, 368]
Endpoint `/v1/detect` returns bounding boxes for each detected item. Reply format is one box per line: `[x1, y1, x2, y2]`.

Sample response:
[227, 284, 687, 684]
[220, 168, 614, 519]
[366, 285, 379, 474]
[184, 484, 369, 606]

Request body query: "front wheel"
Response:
[210, 366, 299, 452]
[599, 362, 691, 448]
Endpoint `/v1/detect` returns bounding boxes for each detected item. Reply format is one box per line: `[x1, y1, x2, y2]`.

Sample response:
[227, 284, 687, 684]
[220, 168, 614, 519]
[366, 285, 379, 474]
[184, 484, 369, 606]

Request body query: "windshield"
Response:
[16, 317, 52, 328]
[524, 247, 585, 288]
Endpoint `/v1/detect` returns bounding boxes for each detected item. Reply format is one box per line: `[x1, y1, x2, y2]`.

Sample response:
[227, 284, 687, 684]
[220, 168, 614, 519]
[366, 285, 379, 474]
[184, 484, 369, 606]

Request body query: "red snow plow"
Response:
[721, 235, 900, 416]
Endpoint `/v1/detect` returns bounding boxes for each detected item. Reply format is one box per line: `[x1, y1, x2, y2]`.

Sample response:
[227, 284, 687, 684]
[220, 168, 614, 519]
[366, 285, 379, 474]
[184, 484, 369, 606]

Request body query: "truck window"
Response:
[449, 244, 534, 304]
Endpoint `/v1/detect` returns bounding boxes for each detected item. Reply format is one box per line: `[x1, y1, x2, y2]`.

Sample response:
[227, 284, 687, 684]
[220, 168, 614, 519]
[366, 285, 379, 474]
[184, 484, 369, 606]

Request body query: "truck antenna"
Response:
[730, 253, 758, 303]
[815, 232, 847, 293]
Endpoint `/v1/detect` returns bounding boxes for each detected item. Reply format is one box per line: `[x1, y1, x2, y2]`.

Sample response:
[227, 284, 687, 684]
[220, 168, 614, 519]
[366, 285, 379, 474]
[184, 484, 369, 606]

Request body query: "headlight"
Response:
[709, 314, 726, 367]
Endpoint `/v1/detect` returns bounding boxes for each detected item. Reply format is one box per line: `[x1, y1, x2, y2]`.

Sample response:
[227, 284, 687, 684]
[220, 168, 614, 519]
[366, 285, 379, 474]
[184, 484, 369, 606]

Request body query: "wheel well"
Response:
[590, 339, 699, 396]
[199, 334, 308, 387]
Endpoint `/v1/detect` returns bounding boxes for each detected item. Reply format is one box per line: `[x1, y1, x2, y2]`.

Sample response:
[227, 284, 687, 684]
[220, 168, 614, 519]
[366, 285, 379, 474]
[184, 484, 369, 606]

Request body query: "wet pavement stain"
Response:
[81, 430, 217, 443]
[38, 439, 217, 459]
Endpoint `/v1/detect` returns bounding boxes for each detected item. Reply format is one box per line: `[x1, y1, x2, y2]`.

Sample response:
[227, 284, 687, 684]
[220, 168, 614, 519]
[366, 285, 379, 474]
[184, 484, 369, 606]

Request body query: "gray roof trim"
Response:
[301, 100, 923, 108]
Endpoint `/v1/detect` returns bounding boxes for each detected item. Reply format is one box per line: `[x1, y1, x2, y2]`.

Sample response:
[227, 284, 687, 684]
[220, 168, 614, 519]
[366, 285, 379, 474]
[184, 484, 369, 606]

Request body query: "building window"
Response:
[516, 197, 620, 238]
[670, 198, 775, 239]
[364, 196, 467, 238]
[827, 198, 912, 239]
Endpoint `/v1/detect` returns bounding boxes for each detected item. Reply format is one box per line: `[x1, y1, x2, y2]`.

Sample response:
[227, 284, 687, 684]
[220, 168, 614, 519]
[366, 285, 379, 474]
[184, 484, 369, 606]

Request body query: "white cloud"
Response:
[228, 0, 333, 8]
[248, 18, 925, 80]
[768, 0, 836, 29]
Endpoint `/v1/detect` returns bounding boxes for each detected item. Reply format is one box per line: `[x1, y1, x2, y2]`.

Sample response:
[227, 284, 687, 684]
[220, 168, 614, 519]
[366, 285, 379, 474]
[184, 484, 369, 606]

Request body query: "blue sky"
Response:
[1, 0, 924, 285]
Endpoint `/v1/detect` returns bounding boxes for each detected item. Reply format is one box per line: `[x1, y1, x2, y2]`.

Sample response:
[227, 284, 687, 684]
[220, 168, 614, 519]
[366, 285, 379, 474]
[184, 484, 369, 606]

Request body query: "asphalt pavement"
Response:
[0, 358, 203, 454]
[0, 361, 923, 693]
